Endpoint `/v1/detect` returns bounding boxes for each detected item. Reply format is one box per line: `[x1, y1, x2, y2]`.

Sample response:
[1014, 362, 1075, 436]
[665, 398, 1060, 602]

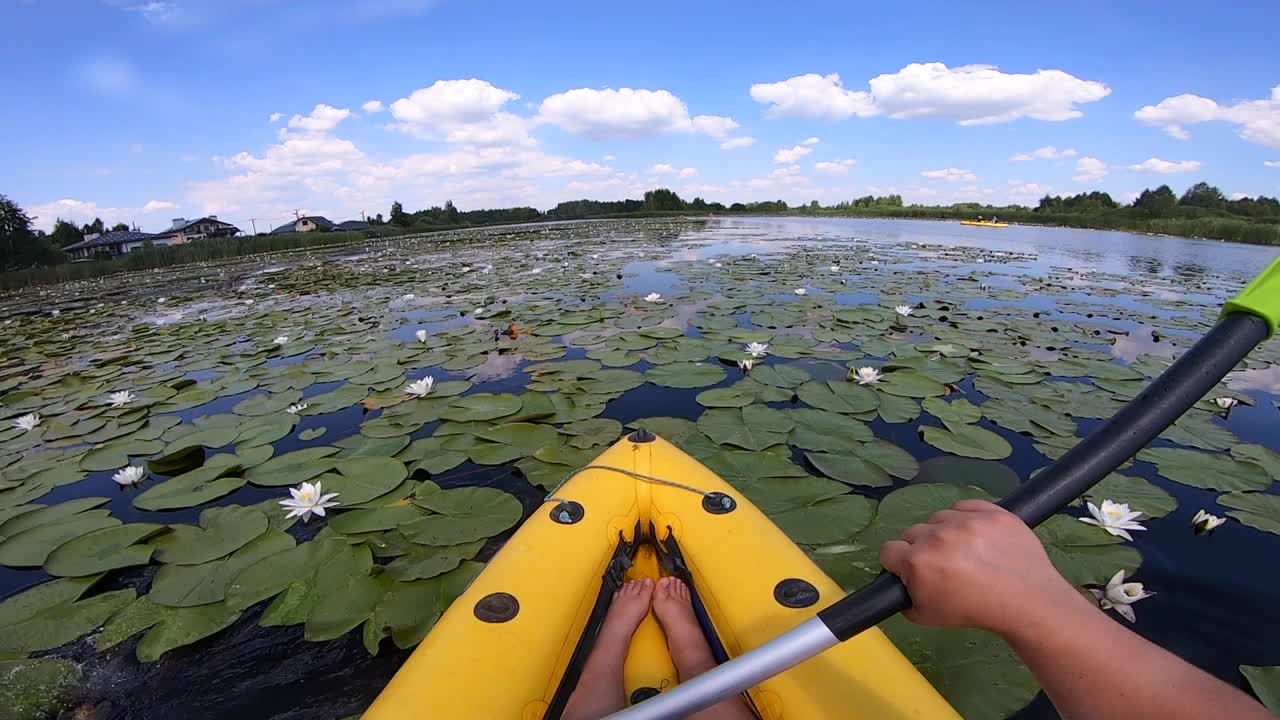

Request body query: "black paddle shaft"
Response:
[817, 311, 1271, 641]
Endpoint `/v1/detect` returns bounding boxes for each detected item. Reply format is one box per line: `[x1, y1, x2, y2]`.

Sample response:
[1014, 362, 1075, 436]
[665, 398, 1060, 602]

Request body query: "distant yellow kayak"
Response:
[959, 220, 1009, 228]
[365, 433, 959, 719]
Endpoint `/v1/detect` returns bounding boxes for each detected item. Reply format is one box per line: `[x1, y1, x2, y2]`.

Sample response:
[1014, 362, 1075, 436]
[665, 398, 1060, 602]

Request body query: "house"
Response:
[270, 216, 334, 234]
[333, 220, 370, 232]
[155, 216, 240, 244]
[63, 230, 174, 260]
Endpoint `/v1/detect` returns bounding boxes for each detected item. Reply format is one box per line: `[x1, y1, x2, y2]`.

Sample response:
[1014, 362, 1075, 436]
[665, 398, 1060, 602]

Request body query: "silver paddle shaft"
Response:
[603, 618, 838, 719]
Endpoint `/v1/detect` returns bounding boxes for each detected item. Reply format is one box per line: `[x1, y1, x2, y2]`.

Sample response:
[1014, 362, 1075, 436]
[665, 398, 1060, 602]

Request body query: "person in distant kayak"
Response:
[563, 576, 755, 720]
[881, 500, 1275, 720]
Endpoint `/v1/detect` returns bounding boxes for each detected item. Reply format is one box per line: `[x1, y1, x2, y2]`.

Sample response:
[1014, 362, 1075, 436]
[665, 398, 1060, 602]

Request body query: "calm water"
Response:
[11, 217, 1280, 720]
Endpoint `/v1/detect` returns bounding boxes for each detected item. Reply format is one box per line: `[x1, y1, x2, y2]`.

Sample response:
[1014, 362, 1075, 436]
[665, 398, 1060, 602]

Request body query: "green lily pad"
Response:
[0, 512, 122, 567]
[787, 408, 872, 451]
[1035, 514, 1142, 587]
[859, 483, 993, 550]
[151, 506, 269, 565]
[244, 446, 340, 487]
[644, 363, 727, 389]
[878, 370, 947, 398]
[363, 561, 483, 652]
[697, 406, 793, 451]
[317, 457, 409, 505]
[796, 380, 878, 414]
[149, 529, 296, 607]
[225, 538, 347, 611]
[0, 498, 109, 540]
[0, 589, 135, 655]
[914, 457, 1021, 497]
[0, 575, 103, 628]
[921, 397, 981, 428]
[774, 494, 878, 545]
[749, 364, 811, 388]
[403, 487, 523, 545]
[1081, 473, 1177, 519]
[44, 523, 167, 577]
[440, 393, 523, 422]
[805, 452, 891, 487]
[695, 386, 755, 408]
[698, 449, 809, 486]
[1230, 444, 1280, 481]
[854, 439, 920, 480]
[980, 398, 1075, 437]
[385, 539, 486, 581]
[1218, 492, 1280, 535]
[560, 418, 622, 448]
[1136, 447, 1270, 491]
[330, 505, 426, 535]
[133, 465, 248, 512]
[135, 599, 243, 662]
[306, 571, 394, 642]
[1241, 665, 1280, 713]
[920, 424, 1013, 460]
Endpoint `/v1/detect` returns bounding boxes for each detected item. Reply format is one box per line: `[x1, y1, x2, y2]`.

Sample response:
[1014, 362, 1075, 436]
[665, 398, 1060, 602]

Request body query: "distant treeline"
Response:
[3, 179, 1278, 290]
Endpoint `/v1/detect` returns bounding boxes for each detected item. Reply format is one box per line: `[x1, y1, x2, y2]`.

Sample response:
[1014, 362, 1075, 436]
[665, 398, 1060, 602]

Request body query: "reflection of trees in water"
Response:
[1127, 255, 1163, 276]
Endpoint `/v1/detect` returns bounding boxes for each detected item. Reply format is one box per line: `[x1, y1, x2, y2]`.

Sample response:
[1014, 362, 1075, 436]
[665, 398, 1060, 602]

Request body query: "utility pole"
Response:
[293, 209, 301, 221]
[249, 219, 258, 235]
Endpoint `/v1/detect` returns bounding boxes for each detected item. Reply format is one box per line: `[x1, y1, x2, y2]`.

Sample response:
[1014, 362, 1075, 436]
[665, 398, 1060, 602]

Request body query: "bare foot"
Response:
[651, 576, 717, 679]
[600, 578, 654, 642]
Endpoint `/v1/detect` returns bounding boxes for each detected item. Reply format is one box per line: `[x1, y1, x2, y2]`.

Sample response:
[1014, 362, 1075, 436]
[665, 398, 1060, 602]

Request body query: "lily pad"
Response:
[787, 408, 872, 451]
[796, 380, 878, 414]
[1218, 492, 1280, 535]
[774, 494, 877, 545]
[0, 589, 135, 655]
[402, 487, 523, 545]
[1081, 473, 1177, 519]
[0, 512, 122, 567]
[440, 393, 523, 422]
[317, 457, 409, 505]
[805, 452, 891, 487]
[244, 446, 341, 487]
[1241, 665, 1280, 712]
[385, 539, 486, 581]
[643, 363, 727, 389]
[149, 529, 296, 607]
[363, 561, 483, 652]
[920, 424, 1013, 460]
[877, 370, 947, 398]
[0, 497, 110, 540]
[697, 406, 793, 451]
[133, 466, 248, 512]
[1035, 514, 1142, 587]
[44, 523, 168, 577]
[1136, 447, 1270, 491]
[151, 506, 269, 565]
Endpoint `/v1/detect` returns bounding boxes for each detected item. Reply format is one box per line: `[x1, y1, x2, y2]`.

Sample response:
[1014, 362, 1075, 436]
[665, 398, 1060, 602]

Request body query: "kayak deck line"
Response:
[363, 433, 960, 720]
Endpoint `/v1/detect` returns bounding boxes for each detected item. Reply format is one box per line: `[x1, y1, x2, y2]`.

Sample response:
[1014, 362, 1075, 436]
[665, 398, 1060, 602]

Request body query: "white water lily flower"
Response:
[481, 264, 493, 274]
[894, 305, 914, 317]
[853, 367, 882, 385]
[404, 377, 436, 397]
[51, 309, 60, 317]
[14, 413, 41, 432]
[112, 465, 146, 487]
[1080, 499, 1147, 541]
[830, 265, 840, 272]
[401, 293, 415, 301]
[1089, 570, 1154, 623]
[737, 359, 755, 372]
[107, 390, 136, 408]
[1213, 397, 1238, 410]
[794, 288, 807, 296]
[415, 329, 429, 343]
[644, 292, 663, 303]
[745, 342, 769, 358]
[273, 335, 289, 345]
[286, 403, 309, 415]
[713, 262, 722, 268]
[279, 481, 339, 522]
[1192, 509, 1227, 535]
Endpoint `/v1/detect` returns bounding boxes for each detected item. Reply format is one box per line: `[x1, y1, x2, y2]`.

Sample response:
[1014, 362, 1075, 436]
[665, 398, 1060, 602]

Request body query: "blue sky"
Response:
[2, 0, 1278, 233]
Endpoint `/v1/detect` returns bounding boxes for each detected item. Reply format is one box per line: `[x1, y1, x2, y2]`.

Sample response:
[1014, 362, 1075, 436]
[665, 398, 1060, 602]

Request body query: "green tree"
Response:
[444, 200, 460, 224]
[0, 194, 64, 270]
[389, 201, 409, 226]
[50, 219, 83, 247]
[1132, 185, 1177, 215]
[81, 217, 105, 236]
[110, 222, 130, 232]
[643, 188, 685, 211]
[373, 212, 384, 225]
[1179, 181, 1226, 209]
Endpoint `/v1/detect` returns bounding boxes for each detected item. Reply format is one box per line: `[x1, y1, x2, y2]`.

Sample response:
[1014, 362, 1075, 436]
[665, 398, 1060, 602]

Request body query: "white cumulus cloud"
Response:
[1135, 86, 1280, 148]
[752, 63, 1109, 125]
[361, 100, 385, 114]
[269, 112, 283, 123]
[1072, 156, 1108, 182]
[651, 163, 676, 174]
[142, 200, 178, 212]
[391, 79, 519, 126]
[1265, 160, 1280, 168]
[814, 159, 856, 175]
[537, 87, 736, 140]
[720, 136, 756, 150]
[678, 167, 698, 178]
[1126, 157, 1201, 174]
[1010, 145, 1078, 161]
[921, 167, 977, 182]
[26, 198, 181, 232]
[775, 144, 815, 164]
[288, 104, 352, 133]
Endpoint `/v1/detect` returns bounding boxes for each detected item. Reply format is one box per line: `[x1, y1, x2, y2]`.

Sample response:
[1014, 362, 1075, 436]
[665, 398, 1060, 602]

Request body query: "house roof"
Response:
[334, 220, 370, 231]
[156, 217, 239, 237]
[63, 230, 155, 252]
[270, 216, 335, 234]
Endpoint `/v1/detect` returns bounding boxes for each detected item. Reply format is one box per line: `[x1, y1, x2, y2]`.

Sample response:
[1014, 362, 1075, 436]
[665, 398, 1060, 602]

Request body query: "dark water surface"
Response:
[6, 217, 1279, 720]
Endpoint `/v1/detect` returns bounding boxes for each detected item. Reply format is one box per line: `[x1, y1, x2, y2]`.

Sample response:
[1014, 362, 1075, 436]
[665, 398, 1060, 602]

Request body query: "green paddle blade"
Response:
[1223, 256, 1280, 338]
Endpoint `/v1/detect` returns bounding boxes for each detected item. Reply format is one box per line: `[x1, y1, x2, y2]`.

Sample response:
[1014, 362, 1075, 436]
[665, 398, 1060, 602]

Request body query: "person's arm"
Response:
[879, 499, 1274, 720]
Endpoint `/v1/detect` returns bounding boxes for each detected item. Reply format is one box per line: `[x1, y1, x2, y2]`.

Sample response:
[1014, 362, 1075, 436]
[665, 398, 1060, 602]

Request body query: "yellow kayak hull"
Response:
[959, 220, 1009, 228]
[365, 434, 959, 719]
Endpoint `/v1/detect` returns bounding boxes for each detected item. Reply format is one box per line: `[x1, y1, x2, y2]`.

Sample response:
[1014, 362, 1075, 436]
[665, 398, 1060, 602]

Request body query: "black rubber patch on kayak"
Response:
[630, 687, 660, 704]
[550, 500, 585, 524]
[627, 428, 657, 443]
[474, 592, 519, 623]
[702, 492, 736, 514]
[774, 579, 820, 608]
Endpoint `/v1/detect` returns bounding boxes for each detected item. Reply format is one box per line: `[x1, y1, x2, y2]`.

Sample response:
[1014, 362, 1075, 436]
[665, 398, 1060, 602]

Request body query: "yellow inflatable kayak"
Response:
[365, 432, 958, 719]
[959, 220, 1009, 228]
